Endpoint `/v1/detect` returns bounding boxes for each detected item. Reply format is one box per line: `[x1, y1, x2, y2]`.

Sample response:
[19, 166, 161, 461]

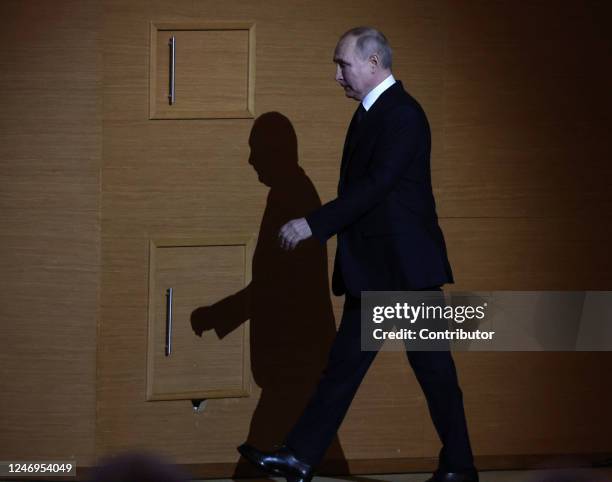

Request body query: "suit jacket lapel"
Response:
[339, 106, 362, 192]
[338, 82, 404, 193]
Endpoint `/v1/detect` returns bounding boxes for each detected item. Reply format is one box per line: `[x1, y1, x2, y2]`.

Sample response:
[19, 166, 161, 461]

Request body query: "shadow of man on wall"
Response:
[191, 112, 349, 479]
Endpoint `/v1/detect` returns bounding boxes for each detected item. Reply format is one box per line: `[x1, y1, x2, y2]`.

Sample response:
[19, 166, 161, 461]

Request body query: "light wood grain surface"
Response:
[0, 0, 101, 464]
[0, 0, 610, 476]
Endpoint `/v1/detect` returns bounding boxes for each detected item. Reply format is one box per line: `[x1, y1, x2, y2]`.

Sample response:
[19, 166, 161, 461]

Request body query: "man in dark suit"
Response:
[239, 27, 478, 482]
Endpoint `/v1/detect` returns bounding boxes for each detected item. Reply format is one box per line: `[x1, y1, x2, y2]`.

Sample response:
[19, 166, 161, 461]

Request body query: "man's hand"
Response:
[278, 217, 312, 250]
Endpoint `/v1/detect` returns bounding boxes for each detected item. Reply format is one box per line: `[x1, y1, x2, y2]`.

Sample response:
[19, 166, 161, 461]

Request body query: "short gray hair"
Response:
[340, 26, 393, 69]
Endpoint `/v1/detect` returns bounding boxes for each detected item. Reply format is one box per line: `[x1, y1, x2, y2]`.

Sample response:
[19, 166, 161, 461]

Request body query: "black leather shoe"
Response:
[425, 469, 479, 482]
[237, 443, 314, 482]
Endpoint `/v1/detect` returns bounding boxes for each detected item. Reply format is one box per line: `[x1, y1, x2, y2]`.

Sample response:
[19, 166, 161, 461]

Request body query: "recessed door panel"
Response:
[147, 238, 253, 400]
[150, 22, 255, 119]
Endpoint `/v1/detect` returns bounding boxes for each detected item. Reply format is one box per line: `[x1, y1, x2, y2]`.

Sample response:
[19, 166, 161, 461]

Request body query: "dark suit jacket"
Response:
[306, 81, 453, 296]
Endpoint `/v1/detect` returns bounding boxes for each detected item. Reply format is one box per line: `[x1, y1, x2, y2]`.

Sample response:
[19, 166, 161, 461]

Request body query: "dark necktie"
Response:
[347, 104, 366, 150]
[355, 103, 366, 125]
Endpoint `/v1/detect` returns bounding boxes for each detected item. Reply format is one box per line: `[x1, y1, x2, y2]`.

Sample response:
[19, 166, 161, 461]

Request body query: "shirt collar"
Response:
[361, 74, 396, 111]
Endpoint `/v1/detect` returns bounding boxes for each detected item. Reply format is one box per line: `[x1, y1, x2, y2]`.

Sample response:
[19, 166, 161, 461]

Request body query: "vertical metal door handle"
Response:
[165, 288, 173, 356]
[168, 36, 176, 105]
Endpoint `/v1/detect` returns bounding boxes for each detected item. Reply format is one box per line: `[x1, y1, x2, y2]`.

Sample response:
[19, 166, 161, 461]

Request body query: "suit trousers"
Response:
[284, 293, 475, 472]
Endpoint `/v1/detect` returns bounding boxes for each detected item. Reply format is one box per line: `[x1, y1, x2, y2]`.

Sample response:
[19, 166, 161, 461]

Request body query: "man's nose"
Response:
[335, 65, 343, 83]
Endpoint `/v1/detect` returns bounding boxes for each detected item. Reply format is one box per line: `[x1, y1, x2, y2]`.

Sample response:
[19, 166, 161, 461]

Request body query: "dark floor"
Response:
[194, 467, 612, 482]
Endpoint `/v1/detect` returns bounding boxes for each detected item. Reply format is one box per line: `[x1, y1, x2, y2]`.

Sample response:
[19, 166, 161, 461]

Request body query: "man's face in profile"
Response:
[333, 35, 372, 101]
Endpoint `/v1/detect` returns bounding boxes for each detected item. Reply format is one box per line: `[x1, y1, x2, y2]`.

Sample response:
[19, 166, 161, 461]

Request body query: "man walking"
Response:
[239, 27, 478, 482]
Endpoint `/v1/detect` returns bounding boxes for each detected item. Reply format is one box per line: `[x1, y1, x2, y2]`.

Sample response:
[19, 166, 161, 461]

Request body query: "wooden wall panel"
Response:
[0, 0, 100, 465]
[442, 217, 612, 290]
[0, 0, 609, 475]
[436, 1, 612, 218]
[93, 0, 612, 476]
[451, 352, 612, 456]
[1, 0, 609, 475]
[98, 0, 452, 468]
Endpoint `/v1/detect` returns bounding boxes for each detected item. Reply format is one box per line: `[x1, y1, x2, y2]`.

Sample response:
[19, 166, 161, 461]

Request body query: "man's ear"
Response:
[369, 53, 380, 71]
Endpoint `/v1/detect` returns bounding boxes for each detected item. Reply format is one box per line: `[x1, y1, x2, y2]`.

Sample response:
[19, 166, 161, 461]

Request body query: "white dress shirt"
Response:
[361, 74, 396, 111]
